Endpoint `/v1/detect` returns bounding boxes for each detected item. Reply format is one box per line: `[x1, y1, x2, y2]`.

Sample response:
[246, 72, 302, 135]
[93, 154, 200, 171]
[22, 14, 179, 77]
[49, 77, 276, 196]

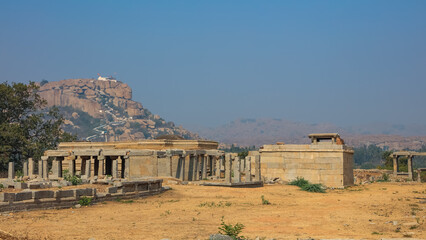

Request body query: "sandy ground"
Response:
[0, 182, 425, 240]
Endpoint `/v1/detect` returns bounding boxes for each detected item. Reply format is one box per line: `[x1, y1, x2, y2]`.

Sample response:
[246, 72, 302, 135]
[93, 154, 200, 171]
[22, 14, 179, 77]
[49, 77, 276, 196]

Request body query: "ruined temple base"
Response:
[201, 181, 263, 188]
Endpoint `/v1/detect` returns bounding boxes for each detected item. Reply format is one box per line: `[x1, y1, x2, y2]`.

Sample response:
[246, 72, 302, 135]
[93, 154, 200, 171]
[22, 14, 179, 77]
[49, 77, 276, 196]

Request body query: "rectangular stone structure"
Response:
[42, 156, 48, 179]
[215, 157, 221, 177]
[28, 158, 34, 178]
[8, 162, 15, 180]
[178, 155, 185, 180]
[225, 154, 232, 184]
[69, 158, 75, 176]
[85, 158, 91, 178]
[254, 155, 261, 182]
[23, 161, 28, 177]
[232, 157, 241, 183]
[112, 158, 118, 179]
[201, 155, 208, 180]
[98, 159, 104, 177]
[38, 160, 43, 178]
[245, 156, 252, 182]
[124, 157, 130, 179]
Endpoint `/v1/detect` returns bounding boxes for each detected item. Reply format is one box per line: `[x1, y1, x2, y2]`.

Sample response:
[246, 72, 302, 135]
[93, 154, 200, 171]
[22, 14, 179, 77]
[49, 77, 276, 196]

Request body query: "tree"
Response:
[0, 82, 76, 171]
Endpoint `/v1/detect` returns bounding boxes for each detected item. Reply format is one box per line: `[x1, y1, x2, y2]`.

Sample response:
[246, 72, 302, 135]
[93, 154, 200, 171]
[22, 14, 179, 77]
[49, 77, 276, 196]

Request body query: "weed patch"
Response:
[261, 195, 271, 205]
[78, 196, 92, 206]
[218, 216, 245, 240]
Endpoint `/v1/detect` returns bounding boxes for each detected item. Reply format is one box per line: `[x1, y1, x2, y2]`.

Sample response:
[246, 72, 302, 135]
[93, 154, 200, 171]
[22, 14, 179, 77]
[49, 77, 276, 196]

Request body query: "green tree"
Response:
[0, 82, 76, 171]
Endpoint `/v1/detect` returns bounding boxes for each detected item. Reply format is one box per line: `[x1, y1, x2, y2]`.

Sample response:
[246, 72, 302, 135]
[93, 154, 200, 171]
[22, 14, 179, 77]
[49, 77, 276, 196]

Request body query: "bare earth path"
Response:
[0, 182, 425, 240]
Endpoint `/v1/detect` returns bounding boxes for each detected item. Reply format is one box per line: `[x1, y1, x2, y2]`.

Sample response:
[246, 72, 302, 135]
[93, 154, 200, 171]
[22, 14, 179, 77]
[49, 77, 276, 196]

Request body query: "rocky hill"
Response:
[38, 78, 198, 141]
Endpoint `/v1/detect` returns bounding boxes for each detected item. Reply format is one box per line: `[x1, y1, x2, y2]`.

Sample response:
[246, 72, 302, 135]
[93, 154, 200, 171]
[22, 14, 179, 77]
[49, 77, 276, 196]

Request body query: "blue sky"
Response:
[1, 1, 425, 128]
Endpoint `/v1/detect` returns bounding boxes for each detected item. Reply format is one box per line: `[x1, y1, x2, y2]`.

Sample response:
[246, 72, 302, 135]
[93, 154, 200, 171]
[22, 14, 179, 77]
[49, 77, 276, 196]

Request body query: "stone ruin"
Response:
[0, 134, 359, 211]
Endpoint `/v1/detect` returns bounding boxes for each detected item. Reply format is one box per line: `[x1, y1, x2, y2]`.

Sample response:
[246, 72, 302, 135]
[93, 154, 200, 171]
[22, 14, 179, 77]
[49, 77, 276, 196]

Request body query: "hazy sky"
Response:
[1, 1, 425, 128]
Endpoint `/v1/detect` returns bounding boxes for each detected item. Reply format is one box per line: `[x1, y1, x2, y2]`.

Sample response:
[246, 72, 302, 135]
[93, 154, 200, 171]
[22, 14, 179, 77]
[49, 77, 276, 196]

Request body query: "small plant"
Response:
[218, 216, 245, 240]
[261, 195, 271, 205]
[63, 170, 82, 185]
[15, 170, 24, 179]
[0, 184, 4, 189]
[78, 196, 92, 206]
[377, 173, 390, 182]
[289, 177, 309, 187]
[301, 183, 326, 193]
[371, 232, 382, 235]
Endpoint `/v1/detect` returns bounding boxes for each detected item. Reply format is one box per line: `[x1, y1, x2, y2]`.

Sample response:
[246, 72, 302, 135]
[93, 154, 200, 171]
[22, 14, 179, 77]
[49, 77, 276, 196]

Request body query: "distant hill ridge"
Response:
[190, 118, 426, 150]
[38, 78, 198, 141]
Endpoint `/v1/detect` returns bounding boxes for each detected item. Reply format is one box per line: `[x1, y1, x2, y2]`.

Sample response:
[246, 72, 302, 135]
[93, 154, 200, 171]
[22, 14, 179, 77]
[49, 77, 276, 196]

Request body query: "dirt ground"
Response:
[0, 182, 425, 240]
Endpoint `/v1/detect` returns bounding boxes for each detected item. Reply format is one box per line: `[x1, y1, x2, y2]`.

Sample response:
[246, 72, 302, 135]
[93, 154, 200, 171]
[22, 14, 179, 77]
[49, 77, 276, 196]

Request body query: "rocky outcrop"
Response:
[38, 78, 198, 141]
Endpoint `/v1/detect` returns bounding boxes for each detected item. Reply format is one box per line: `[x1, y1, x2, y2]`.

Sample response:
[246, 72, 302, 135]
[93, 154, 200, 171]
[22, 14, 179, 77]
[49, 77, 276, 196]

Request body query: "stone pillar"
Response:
[225, 154, 232, 184]
[393, 155, 398, 176]
[76, 156, 82, 175]
[184, 154, 190, 181]
[407, 155, 413, 180]
[8, 162, 15, 180]
[232, 157, 241, 183]
[194, 155, 200, 181]
[23, 161, 28, 177]
[215, 156, 221, 178]
[124, 156, 130, 179]
[28, 158, 34, 178]
[98, 156, 104, 177]
[179, 154, 186, 180]
[85, 157, 92, 178]
[202, 155, 208, 180]
[38, 160, 43, 178]
[417, 169, 422, 182]
[41, 156, 48, 179]
[112, 158, 118, 179]
[69, 157, 76, 176]
[245, 156, 252, 182]
[254, 155, 261, 182]
[191, 155, 197, 181]
[52, 157, 61, 179]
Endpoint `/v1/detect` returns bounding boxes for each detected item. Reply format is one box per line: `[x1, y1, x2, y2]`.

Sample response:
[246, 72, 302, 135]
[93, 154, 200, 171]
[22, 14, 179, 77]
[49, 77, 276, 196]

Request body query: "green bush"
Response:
[301, 183, 326, 193]
[261, 195, 270, 205]
[78, 196, 92, 206]
[289, 177, 309, 187]
[63, 170, 82, 185]
[289, 176, 326, 193]
[218, 216, 246, 240]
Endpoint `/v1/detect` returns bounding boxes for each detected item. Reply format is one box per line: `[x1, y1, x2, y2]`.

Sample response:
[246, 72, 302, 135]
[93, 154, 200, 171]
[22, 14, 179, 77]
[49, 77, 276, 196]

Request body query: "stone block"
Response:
[137, 184, 148, 191]
[0, 192, 15, 202]
[29, 183, 42, 189]
[55, 190, 75, 198]
[14, 192, 33, 201]
[34, 190, 55, 199]
[76, 188, 93, 197]
[14, 182, 28, 189]
[8, 162, 15, 179]
[107, 187, 117, 194]
[123, 184, 136, 193]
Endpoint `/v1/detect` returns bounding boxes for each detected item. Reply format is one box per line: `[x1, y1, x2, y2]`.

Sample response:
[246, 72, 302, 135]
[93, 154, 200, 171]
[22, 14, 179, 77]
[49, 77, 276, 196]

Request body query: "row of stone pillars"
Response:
[7, 155, 130, 181]
[393, 155, 414, 180]
[223, 154, 261, 184]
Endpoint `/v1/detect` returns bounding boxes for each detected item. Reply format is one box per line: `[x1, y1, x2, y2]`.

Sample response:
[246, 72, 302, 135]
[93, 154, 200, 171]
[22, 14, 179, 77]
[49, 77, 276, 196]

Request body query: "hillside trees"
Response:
[0, 82, 76, 171]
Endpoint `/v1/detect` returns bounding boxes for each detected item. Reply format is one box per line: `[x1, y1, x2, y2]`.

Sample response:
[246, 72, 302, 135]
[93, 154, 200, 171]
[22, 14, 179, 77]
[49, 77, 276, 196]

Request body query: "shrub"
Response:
[301, 183, 326, 193]
[261, 195, 270, 205]
[218, 216, 245, 240]
[289, 177, 309, 187]
[63, 170, 82, 185]
[78, 196, 92, 206]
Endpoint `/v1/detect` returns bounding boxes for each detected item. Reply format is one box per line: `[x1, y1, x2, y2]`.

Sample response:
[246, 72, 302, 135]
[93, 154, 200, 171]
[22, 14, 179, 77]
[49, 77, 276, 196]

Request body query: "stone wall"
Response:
[259, 143, 354, 188]
[0, 180, 163, 212]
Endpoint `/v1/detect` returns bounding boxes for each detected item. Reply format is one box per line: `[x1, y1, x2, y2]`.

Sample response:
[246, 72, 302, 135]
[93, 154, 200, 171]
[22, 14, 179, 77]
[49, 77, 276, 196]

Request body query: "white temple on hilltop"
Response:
[97, 74, 117, 82]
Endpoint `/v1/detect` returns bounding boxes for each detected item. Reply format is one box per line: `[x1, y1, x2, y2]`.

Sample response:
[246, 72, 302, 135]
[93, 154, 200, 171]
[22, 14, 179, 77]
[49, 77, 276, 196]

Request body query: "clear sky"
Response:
[1, 1, 425, 128]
